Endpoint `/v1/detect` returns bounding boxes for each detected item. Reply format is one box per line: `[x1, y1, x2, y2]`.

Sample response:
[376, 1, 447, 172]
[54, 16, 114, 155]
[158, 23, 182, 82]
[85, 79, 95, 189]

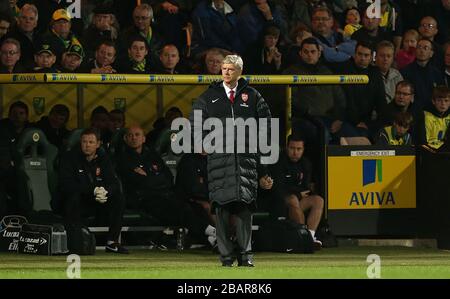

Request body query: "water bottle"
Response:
[176, 228, 185, 251]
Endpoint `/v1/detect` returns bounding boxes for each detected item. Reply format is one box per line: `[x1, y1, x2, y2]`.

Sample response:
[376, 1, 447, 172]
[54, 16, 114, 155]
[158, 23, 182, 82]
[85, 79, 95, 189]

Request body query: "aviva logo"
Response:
[363, 159, 382, 186]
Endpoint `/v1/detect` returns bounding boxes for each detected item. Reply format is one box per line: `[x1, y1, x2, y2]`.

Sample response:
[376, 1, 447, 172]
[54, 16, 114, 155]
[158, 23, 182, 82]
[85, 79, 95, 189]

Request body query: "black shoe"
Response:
[238, 260, 254, 267]
[105, 242, 129, 254]
[222, 260, 233, 267]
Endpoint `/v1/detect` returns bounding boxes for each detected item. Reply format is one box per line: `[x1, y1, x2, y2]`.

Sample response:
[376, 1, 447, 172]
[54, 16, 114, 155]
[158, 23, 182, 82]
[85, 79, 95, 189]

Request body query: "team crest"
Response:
[241, 93, 248, 102]
[32, 97, 45, 115]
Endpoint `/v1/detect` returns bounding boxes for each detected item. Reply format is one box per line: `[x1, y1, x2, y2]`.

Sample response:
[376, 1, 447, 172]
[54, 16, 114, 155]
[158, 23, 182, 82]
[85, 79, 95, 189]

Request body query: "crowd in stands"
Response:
[1, 0, 450, 251]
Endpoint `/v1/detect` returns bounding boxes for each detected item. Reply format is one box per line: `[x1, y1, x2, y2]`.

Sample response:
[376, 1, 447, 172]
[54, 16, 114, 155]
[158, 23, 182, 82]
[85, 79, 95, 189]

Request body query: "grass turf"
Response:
[1, 246, 450, 279]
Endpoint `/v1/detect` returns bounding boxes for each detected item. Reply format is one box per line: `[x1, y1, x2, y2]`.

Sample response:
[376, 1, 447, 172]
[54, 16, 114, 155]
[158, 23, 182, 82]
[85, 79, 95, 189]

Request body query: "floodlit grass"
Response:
[1, 246, 450, 279]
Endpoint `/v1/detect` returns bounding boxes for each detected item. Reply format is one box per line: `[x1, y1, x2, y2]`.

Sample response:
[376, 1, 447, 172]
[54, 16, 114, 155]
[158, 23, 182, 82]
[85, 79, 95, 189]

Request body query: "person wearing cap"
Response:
[33, 42, 58, 72]
[59, 43, 84, 73]
[42, 8, 82, 65]
[1, 4, 40, 68]
[82, 4, 117, 60]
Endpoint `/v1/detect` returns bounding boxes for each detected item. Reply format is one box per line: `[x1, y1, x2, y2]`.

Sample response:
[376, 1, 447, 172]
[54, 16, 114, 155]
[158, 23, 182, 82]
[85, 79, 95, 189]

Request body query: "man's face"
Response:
[0, 43, 20, 68]
[354, 45, 372, 68]
[95, 44, 116, 67]
[91, 113, 110, 131]
[133, 9, 151, 31]
[18, 10, 37, 33]
[94, 14, 112, 31]
[442, 0, 450, 10]
[433, 95, 450, 114]
[393, 123, 409, 137]
[205, 53, 223, 74]
[300, 43, 321, 65]
[110, 113, 124, 130]
[394, 85, 413, 107]
[264, 34, 278, 49]
[415, 40, 433, 63]
[61, 53, 82, 71]
[418, 17, 438, 39]
[287, 140, 305, 162]
[124, 127, 145, 150]
[445, 46, 450, 68]
[221, 63, 242, 86]
[160, 46, 179, 70]
[311, 11, 333, 36]
[81, 134, 100, 157]
[375, 46, 394, 73]
[52, 19, 71, 39]
[48, 112, 67, 129]
[35, 52, 56, 68]
[362, 14, 381, 32]
[402, 33, 417, 50]
[128, 41, 148, 63]
[9, 106, 28, 128]
[0, 20, 10, 38]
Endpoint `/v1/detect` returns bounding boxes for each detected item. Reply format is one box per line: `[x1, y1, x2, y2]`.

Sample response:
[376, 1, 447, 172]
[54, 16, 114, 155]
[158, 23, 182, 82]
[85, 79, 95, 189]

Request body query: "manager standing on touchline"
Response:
[189, 54, 274, 267]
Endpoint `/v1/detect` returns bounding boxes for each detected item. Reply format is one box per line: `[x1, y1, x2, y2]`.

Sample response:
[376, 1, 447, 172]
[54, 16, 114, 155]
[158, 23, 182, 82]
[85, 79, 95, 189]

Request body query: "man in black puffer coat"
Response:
[189, 54, 274, 267]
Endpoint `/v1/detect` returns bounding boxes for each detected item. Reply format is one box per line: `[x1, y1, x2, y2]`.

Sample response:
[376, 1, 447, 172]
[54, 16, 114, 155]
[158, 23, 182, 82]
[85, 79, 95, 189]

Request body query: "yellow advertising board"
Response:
[328, 151, 416, 210]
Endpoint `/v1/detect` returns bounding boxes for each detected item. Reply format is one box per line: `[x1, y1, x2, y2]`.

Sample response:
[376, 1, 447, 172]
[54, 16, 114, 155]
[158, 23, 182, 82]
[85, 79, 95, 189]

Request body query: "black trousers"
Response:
[63, 192, 125, 242]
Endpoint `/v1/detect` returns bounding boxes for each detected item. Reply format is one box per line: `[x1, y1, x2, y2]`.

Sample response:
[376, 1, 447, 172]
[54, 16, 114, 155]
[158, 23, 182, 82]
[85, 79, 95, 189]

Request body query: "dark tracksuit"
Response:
[116, 146, 209, 241]
[58, 148, 124, 242]
[270, 152, 312, 217]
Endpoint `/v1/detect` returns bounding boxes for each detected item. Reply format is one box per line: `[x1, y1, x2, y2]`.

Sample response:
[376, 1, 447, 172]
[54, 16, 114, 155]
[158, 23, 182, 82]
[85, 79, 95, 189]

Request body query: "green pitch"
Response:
[1, 246, 450, 279]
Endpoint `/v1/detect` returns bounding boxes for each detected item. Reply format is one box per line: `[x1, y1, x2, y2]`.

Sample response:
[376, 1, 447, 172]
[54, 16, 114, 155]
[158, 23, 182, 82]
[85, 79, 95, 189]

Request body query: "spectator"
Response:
[82, 3, 117, 60]
[117, 35, 151, 73]
[81, 40, 117, 74]
[427, 0, 450, 45]
[116, 125, 217, 248]
[32, 104, 71, 149]
[417, 15, 444, 69]
[90, 105, 111, 147]
[194, 47, 229, 74]
[416, 85, 450, 149]
[378, 0, 403, 51]
[378, 80, 416, 127]
[9, 0, 18, 20]
[118, 4, 162, 65]
[285, 23, 312, 66]
[57, 128, 128, 254]
[1, 4, 40, 67]
[154, 44, 183, 74]
[0, 100, 30, 144]
[152, 106, 183, 155]
[237, 0, 284, 54]
[395, 29, 419, 70]
[351, 9, 393, 49]
[343, 7, 362, 38]
[401, 38, 445, 111]
[375, 40, 403, 104]
[109, 108, 125, 131]
[32, 42, 58, 72]
[146, 106, 183, 151]
[245, 25, 283, 74]
[310, 6, 356, 64]
[59, 43, 84, 73]
[268, 134, 324, 249]
[0, 38, 25, 73]
[334, 40, 386, 139]
[274, 0, 312, 40]
[0, 12, 11, 39]
[42, 9, 82, 64]
[376, 111, 413, 145]
[191, 0, 242, 56]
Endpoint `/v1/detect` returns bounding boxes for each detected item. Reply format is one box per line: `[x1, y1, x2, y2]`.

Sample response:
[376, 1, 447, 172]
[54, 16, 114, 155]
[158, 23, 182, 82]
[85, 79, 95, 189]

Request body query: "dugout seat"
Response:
[14, 128, 58, 216]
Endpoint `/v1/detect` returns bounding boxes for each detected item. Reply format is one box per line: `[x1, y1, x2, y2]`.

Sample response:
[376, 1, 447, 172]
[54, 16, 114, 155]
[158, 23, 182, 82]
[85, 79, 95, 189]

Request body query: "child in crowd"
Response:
[376, 111, 413, 145]
[395, 29, 419, 69]
[343, 7, 362, 38]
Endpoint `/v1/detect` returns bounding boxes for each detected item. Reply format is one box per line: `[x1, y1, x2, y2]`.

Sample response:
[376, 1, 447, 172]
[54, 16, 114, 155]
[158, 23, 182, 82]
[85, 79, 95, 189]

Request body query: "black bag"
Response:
[18, 223, 68, 255]
[0, 215, 27, 252]
[254, 218, 314, 253]
[66, 224, 96, 255]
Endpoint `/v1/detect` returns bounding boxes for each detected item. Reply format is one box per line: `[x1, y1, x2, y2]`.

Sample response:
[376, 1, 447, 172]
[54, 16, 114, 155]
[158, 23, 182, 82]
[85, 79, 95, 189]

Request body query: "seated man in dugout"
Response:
[268, 134, 324, 249]
[115, 125, 217, 248]
[56, 128, 128, 254]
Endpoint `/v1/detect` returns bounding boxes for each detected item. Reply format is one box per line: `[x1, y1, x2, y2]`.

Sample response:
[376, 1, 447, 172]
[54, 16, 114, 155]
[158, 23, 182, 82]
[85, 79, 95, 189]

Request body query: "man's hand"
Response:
[256, 2, 273, 20]
[161, 1, 179, 14]
[134, 167, 147, 176]
[300, 190, 311, 198]
[94, 186, 108, 204]
[330, 120, 343, 133]
[259, 175, 273, 190]
[91, 66, 117, 74]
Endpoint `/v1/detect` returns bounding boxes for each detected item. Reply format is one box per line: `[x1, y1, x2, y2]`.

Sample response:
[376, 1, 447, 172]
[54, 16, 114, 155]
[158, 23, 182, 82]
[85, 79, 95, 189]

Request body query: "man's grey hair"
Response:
[20, 4, 38, 20]
[222, 55, 243, 70]
[134, 3, 153, 20]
